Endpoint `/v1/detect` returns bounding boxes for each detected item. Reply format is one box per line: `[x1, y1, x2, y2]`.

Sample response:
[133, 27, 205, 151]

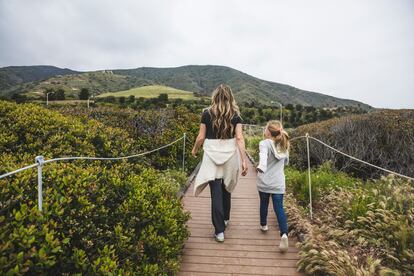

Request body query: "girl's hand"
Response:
[256, 167, 263, 173]
[241, 160, 248, 176]
[191, 148, 197, 157]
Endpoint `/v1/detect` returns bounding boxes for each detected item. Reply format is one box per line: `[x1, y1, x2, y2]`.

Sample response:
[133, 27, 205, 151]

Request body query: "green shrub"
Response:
[286, 162, 358, 207]
[51, 104, 201, 172]
[1, 163, 189, 274]
[244, 135, 261, 161]
[0, 101, 190, 274]
[0, 101, 136, 165]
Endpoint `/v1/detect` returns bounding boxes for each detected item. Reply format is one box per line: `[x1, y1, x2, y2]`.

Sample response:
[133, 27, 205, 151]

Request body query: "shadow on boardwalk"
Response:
[178, 161, 303, 276]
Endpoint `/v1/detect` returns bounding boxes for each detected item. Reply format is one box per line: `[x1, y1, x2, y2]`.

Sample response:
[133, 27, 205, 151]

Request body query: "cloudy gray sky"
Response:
[1, 0, 413, 108]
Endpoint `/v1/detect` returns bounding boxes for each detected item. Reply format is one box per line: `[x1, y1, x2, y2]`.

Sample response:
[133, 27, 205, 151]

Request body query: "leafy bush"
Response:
[51, 104, 201, 172]
[0, 101, 190, 274]
[290, 110, 414, 179]
[0, 101, 136, 166]
[244, 135, 261, 161]
[286, 161, 358, 206]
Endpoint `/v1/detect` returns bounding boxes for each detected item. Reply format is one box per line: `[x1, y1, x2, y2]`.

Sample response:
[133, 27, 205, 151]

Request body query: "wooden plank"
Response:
[184, 242, 299, 252]
[182, 248, 300, 260]
[182, 255, 299, 267]
[187, 236, 292, 246]
[179, 263, 301, 275]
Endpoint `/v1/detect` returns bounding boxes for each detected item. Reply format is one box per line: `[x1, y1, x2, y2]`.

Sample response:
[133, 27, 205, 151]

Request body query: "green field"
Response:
[97, 85, 197, 100]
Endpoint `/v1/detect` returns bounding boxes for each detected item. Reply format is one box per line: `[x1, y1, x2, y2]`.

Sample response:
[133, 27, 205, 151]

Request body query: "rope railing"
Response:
[290, 133, 414, 220]
[245, 128, 414, 220]
[242, 123, 265, 137]
[0, 134, 187, 212]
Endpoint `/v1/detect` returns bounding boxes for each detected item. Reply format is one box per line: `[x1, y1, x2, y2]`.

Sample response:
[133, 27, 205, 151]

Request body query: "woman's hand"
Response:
[191, 147, 198, 157]
[192, 124, 206, 158]
[241, 160, 248, 176]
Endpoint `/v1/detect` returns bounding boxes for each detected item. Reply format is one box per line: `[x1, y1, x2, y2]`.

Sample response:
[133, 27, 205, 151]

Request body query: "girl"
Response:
[192, 84, 248, 242]
[256, 120, 290, 252]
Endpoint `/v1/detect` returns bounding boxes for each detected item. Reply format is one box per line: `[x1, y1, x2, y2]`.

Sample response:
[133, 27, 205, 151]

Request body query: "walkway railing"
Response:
[2, 125, 414, 219]
[291, 134, 413, 219]
[244, 124, 414, 220]
[0, 134, 187, 212]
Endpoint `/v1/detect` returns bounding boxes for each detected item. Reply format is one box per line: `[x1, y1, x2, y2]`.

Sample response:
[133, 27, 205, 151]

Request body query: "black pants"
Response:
[209, 179, 231, 234]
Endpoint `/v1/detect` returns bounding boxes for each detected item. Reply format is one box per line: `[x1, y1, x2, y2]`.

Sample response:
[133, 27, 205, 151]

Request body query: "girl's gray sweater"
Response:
[256, 139, 289, 194]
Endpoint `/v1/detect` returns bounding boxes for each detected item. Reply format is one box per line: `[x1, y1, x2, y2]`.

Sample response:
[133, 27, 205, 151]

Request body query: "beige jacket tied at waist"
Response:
[193, 138, 240, 197]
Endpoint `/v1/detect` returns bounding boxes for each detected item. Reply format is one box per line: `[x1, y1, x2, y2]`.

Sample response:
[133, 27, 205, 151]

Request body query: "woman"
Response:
[191, 84, 248, 242]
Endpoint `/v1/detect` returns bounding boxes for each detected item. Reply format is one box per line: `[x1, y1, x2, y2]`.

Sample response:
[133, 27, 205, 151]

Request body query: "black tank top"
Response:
[200, 108, 242, 139]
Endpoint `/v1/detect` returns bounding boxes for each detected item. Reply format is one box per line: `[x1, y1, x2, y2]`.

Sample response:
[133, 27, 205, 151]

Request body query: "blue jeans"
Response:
[259, 191, 288, 236]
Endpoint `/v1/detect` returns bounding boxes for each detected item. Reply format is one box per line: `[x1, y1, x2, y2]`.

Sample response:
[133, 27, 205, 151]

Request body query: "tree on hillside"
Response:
[285, 104, 294, 110]
[79, 88, 89, 100]
[11, 93, 27, 103]
[105, 96, 116, 103]
[318, 109, 330, 120]
[55, 89, 65, 100]
[44, 88, 56, 101]
[119, 96, 126, 105]
[127, 95, 135, 104]
[304, 106, 316, 112]
[158, 93, 168, 103]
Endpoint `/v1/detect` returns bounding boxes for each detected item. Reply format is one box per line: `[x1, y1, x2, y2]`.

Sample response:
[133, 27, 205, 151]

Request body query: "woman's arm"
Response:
[235, 124, 248, 176]
[191, 124, 206, 157]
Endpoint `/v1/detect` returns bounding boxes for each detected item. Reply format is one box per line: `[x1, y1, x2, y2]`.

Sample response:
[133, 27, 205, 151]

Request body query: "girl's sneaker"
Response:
[279, 233, 288, 252]
[260, 225, 268, 232]
[224, 220, 229, 227]
[214, 232, 224, 242]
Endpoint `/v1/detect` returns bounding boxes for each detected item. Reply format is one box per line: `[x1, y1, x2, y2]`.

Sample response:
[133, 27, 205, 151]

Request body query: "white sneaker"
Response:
[279, 233, 289, 252]
[260, 225, 268, 232]
[224, 220, 229, 227]
[215, 232, 224, 242]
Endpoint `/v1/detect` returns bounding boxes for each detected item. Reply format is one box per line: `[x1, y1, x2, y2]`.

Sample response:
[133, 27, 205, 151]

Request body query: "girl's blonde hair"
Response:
[209, 84, 240, 139]
[266, 120, 290, 153]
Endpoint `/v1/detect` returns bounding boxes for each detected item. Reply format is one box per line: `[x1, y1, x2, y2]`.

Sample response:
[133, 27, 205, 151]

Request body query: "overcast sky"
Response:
[1, 0, 413, 108]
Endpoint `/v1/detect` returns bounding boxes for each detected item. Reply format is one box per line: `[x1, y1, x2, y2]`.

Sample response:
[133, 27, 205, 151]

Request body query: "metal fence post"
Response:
[305, 133, 313, 220]
[182, 133, 186, 171]
[35, 156, 45, 212]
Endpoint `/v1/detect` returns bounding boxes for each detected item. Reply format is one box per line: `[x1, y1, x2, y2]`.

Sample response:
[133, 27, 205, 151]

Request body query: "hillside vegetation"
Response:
[0, 65, 371, 109]
[51, 104, 201, 171]
[0, 101, 192, 274]
[97, 85, 197, 100]
[113, 65, 371, 109]
[288, 165, 413, 275]
[0, 66, 78, 91]
[290, 109, 414, 179]
[2, 71, 137, 99]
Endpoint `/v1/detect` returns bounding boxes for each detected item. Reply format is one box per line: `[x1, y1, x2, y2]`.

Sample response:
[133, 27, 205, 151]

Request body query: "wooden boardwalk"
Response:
[178, 161, 303, 275]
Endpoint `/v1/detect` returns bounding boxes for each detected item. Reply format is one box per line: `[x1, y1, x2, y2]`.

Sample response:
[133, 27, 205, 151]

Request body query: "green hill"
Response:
[0, 65, 372, 109]
[1, 71, 142, 99]
[97, 85, 197, 100]
[0, 65, 78, 91]
[114, 65, 372, 109]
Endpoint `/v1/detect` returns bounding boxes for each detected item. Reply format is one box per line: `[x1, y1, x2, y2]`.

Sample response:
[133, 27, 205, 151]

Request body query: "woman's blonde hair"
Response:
[266, 120, 290, 153]
[209, 84, 240, 139]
